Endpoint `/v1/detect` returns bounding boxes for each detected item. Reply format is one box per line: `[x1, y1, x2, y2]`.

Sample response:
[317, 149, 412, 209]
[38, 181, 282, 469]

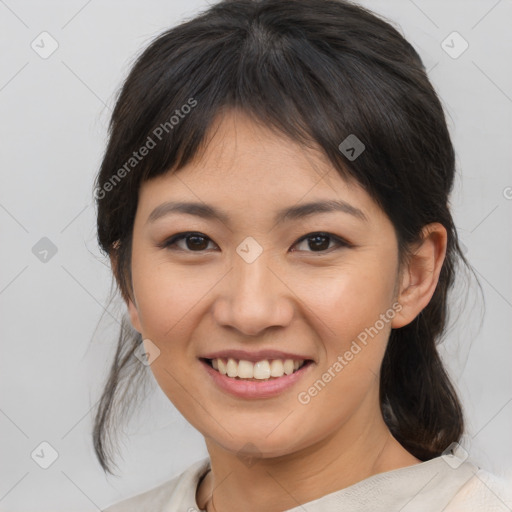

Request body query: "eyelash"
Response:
[159, 231, 352, 254]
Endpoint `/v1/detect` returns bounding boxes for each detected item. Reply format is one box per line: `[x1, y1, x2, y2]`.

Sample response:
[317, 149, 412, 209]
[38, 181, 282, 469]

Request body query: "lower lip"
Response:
[200, 359, 314, 399]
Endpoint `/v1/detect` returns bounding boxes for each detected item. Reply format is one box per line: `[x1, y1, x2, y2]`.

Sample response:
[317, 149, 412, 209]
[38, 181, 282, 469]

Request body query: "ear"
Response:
[109, 251, 142, 333]
[391, 223, 447, 329]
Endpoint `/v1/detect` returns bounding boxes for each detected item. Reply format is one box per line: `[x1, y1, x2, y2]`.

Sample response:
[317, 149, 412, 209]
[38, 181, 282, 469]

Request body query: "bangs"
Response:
[96, 0, 451, 252]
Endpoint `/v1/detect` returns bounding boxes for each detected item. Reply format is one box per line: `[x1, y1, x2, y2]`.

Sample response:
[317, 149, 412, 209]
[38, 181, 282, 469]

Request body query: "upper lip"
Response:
[200, 349, 314, 363]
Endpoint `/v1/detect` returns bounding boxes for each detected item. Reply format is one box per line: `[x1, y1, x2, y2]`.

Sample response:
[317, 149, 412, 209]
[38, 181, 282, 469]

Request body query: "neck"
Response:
[197, 403, 420, 512]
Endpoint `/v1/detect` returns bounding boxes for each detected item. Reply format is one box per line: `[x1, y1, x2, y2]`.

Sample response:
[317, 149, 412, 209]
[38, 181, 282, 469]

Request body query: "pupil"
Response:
[309, 235, 329, 251]
[187, 235, 208, 251]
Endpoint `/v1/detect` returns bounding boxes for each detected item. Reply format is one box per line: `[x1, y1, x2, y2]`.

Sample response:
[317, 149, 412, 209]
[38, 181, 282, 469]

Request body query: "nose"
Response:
[212, 251, 294, 337]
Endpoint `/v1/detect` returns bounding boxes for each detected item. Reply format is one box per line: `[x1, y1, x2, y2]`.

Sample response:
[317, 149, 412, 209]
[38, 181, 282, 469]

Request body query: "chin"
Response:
[206, 425, 309, 460]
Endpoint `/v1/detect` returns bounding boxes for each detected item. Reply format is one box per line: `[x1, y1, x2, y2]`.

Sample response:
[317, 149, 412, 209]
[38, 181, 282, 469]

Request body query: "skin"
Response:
[122, 109, 448, 512]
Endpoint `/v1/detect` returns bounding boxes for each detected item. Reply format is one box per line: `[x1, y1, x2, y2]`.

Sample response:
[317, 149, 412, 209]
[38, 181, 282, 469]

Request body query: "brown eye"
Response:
[306, 235, 331, 251]
[184, 234, 210, 251]
[162, 232, 217, 252]
[292, 232, 350, 253]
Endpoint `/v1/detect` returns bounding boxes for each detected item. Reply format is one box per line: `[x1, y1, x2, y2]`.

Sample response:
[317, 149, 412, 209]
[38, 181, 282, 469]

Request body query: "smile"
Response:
[206, 357, 307, 380]
[199, 357, 314, 399]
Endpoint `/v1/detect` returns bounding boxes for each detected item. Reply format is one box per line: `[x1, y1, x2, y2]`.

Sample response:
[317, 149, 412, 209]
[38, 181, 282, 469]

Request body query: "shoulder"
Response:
[102, 457, 211, 512]
[444, 468, 512, 511]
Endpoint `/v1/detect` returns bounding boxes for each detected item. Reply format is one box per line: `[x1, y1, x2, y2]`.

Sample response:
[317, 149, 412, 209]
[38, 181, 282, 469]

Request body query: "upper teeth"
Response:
[211, 358, 304, 379]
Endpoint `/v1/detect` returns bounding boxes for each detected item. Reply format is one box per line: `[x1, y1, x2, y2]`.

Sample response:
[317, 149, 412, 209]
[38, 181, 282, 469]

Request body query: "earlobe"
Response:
[127, 298, 142, 333]
[109, 251, 142, 333]
[391, 223, 447, 329]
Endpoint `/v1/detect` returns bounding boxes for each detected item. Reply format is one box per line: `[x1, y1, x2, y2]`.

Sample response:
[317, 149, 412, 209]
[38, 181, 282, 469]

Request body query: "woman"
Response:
[94, 0, 511, 510]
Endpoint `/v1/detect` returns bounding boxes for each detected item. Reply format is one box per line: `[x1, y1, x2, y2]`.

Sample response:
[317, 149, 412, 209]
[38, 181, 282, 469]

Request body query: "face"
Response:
[127, 110, 404, 459]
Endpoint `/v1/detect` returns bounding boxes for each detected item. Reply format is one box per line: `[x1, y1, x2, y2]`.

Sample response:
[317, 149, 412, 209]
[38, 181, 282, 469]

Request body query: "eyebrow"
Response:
[146, 199, 368, 226]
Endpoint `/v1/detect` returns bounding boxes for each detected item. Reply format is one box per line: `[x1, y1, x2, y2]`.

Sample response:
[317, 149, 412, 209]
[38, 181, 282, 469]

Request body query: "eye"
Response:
[161, 232, 218, 252]
[160, 231, 351, 253]
[291, 232, 351, 253]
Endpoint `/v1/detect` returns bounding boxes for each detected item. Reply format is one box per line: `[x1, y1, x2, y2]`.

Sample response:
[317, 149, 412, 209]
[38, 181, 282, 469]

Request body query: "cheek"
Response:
[292, 260, 397, 387]
[131, 257, 222, 338]
[292, 272, 393, 434]
[293, 259, 397, 336]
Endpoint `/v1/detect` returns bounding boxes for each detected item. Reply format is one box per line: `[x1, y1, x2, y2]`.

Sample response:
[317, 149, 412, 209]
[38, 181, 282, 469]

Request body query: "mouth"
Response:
[199, 356, 315, 399]
[200, 357, 313, 381]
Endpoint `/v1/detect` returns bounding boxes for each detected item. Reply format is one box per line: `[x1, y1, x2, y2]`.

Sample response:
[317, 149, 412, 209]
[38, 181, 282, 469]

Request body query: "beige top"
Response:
[103, 454, 512, 511]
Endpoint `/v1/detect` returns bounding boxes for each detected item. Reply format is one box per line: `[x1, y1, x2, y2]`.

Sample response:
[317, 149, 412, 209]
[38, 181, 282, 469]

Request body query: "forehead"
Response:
[137, 109, 382, 223]
[181, 110, 344, 187]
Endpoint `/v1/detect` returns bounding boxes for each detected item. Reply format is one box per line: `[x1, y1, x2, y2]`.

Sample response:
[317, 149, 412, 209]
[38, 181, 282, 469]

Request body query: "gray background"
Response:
[0, 0, 511, 510]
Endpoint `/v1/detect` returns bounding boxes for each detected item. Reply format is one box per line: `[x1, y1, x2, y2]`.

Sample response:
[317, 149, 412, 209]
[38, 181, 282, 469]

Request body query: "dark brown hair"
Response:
[93, 0, 477, 475]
